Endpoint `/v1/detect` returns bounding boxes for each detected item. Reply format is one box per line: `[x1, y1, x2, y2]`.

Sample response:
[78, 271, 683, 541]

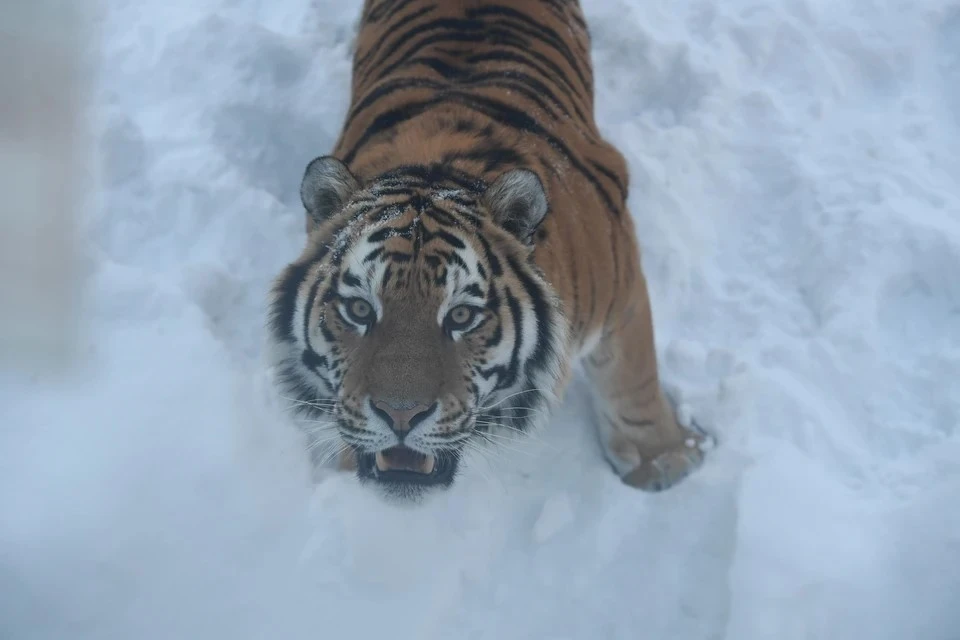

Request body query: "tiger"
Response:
[266, 0, 710, 502]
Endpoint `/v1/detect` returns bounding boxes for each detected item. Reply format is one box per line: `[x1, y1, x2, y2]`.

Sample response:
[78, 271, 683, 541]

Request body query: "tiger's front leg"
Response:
[583, 277, 709, 491]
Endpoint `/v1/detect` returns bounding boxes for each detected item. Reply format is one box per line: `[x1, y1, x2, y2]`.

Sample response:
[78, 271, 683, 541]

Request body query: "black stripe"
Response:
[446, 92, 619, 217]
[464, 50, 590, 123]
[269, 261, 310, 342]
[360, 18, 485, 78]
[424, 227, 466, 249]
[507, 255, 554, 376]
[374, 163, 486, 192]
[321, 273, 339, 303]
[268, 228, 338, 343]
[467, 68, 574, 118]
[367, 19, 548, 87]
[539, 0, 567, 20]
[590, 159, 626, 202]
[370, 186, 418, 199]
[363, 247, 384, 263]
[342, 270, 362, 288]
[464, 283, 484, 298]
[342, 90, 618, 218]
[499, 286, 524, 390]
[510, 388, 542, 432]
[476, 231, 503, 276]
[479, 363, 507, 383]
[346, 77, 446, 132]
[343, 98, 435, 165]
[355, 5, 437, 71]
[559, 1, 588, 30]
[367, 30, 491, 86]
[461, 77, 563, 122]
[483, 323, 503, 349]
[382, 251, 413, 263]
[438, 249, 468, 270]
[301, 348, 328, 372]
[457, 90, 617, 215]
[411, 221, 423, 256]
[405, 55, 468, 80]
[368, 224, 409, 243]
[468, 6, 591, 95]
[424, 205, 459, 227]
[301, 350, 335, 395]
[486, 282, 502, 314]
[366, 0, 421, 23]
[442, 144, 527, 174]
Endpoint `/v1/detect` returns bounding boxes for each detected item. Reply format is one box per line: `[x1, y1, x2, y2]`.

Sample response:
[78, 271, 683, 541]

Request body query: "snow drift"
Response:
[2, 0, 958, 638]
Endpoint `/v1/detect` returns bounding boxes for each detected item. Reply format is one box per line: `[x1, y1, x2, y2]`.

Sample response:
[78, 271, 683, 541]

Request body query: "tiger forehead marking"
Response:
[266, 0, 710, 502]
[342, 202, 482, 296]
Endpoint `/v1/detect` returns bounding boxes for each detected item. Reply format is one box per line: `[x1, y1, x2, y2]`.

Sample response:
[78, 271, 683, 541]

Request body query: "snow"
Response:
[2, 0, 959, 638]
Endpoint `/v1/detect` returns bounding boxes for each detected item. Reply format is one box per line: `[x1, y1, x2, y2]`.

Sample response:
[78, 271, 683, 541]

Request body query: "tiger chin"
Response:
[266, 0, 711, 504]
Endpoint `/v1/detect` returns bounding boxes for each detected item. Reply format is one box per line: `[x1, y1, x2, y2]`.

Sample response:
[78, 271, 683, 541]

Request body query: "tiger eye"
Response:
[450, 305, 472, 325]
[348, 298, 373, 322]
[445, 305, 478, 332]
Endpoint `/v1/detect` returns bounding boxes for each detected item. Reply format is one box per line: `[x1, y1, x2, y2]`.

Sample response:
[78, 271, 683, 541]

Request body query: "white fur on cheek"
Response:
[437, 242, 485, 326]
[340, 238, 384, 317]
[277, 265, 340, 398]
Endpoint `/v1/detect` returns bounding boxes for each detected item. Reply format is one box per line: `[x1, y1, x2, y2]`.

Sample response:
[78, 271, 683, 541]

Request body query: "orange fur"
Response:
[295, 0, 708, 491]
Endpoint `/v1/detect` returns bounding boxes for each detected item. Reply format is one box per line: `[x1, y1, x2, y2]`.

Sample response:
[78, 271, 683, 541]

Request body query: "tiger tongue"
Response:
[375, 447, 436, 474]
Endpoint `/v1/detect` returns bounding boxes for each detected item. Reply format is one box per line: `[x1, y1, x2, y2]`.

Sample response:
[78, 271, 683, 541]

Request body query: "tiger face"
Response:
[268, 157, 568, 502]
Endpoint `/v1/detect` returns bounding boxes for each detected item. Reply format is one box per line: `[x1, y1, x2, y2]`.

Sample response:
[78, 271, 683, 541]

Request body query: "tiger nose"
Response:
[370, 399, 438, 434]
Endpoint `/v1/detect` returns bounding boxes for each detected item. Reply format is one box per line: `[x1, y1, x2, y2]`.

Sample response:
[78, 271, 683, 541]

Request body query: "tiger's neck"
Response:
[337, 107, 539, 190]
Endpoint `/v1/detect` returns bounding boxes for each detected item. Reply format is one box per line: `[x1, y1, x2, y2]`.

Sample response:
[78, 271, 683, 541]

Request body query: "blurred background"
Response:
[1, 1, 957, 639]
[0, 0, 93, 374]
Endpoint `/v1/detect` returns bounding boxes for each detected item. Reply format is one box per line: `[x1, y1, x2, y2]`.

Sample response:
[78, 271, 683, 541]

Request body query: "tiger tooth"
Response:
[375, 451, 388, 471]
[422, 454, 436, 474]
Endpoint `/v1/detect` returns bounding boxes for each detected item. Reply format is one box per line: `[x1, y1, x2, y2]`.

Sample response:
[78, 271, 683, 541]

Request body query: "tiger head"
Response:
[267, 156, 569, 502]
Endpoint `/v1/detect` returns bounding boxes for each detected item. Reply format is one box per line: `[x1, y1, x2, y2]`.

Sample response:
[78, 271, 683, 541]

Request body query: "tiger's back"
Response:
[334, 0, 639, 353]
[272, 0, 709, 498]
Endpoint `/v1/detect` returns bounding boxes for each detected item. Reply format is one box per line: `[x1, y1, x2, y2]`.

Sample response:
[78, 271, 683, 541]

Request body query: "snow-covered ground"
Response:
[3, 0, 959, 638]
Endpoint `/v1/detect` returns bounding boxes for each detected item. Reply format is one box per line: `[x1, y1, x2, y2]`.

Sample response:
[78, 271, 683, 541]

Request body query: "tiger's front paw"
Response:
[608, 422, 713, 492]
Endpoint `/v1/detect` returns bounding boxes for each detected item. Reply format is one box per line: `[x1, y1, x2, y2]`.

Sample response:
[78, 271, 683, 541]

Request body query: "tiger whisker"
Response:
[473, 420, 528, 435]
[477, 388, 549, 412]
[316, 441, 352, 468]
[481, 407, 550, 418]
[303, 424, 339, 437]
[278, 394, 339, 411]
[279, 394, 338, 407]
[473, 422, 560, 454]
[305, 432, 345, 452]
[474, 431, 545, 458]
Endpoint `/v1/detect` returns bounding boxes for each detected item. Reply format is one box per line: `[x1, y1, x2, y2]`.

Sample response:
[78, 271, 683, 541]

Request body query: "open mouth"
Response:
[356, 445, 458, 488]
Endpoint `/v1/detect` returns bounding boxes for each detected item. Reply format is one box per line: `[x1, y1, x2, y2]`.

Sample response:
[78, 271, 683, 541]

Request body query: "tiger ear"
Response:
[300, 156, 360, 223]
[483, 169, 548, 245]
